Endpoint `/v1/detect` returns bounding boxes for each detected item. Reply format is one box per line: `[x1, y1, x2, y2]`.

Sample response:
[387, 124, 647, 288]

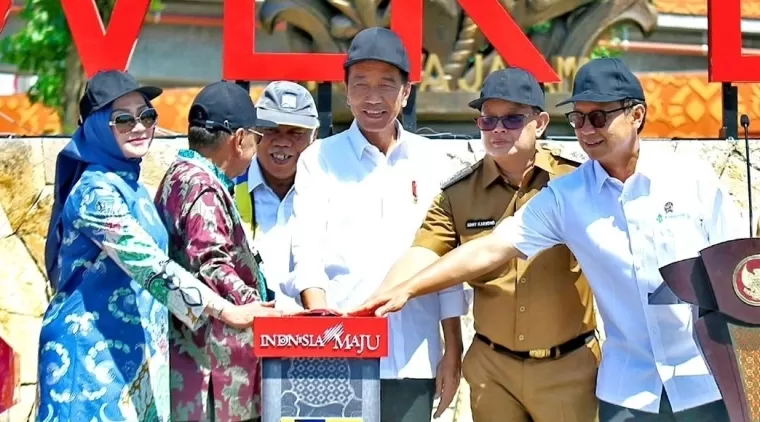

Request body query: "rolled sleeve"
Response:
[412, 193, 458, 256]
[288, 146, 331, 293]
[494, 187, 564, 259]
[438, 284, 469, 320]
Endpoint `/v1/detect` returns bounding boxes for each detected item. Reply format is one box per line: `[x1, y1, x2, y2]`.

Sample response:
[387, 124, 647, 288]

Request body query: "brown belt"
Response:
[475, 331, 595, 360]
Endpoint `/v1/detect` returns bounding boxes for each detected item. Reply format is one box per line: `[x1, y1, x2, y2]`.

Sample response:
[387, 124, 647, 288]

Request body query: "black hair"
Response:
[623, 99, 647, 134]
[188, 125, 231, 150]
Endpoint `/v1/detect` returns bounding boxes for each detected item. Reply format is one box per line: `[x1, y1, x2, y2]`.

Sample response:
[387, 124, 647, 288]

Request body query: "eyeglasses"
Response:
[109, 108, 158, 133]
[474, 114, 533, 131]
[565, 106, 628, 129]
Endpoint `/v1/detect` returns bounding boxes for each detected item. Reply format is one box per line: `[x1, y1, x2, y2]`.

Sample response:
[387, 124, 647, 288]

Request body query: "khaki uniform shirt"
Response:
[412, 147, 596, 352]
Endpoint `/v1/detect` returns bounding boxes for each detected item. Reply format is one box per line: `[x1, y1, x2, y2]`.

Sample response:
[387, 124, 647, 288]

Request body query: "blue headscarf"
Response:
[44, 106, 144, 289]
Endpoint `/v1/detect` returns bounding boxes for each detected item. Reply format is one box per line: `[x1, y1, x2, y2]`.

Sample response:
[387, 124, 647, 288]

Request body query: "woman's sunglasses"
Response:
[109, 108, 159, 133]
[474, 114, 532, 131]
[565, 106, 628, 129]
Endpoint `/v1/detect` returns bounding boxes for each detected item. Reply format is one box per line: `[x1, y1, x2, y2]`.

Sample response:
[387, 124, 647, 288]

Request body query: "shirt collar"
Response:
[177, 148, 234, 192]
[347, 119, 409, 160]
[481, 147, 556, 189]
[246, 156, 266, 192]
[591, 144, 652, 193]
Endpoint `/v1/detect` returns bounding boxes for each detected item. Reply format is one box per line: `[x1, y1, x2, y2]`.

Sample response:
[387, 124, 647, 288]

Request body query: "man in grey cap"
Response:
[235, 80, 319, 311]
[353, 57, 743, 422]
[288, 27, 469, 422]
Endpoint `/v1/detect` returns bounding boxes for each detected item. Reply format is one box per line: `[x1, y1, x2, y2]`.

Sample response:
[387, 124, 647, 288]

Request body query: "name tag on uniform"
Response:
[466, 219, 496, 229]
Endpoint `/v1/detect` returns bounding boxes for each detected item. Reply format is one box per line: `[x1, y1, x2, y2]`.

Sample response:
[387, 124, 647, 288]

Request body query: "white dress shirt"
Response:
[246, 157, 301, 310]
[289, 120, 470, 380]
[495, 147, 746, 413]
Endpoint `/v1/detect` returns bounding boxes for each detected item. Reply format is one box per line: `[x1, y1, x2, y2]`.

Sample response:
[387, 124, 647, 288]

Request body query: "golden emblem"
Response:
[529, 349, 552, 359]
[732, 255, 760, 307]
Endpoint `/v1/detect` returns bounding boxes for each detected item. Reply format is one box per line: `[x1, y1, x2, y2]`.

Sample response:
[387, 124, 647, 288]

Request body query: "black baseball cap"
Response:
[188, 81, 276, 133]
[344, 27, 410, 75]
[556, 58, 645, 106]
[468, 68, 545, 111]
[78, 70, 163, 124]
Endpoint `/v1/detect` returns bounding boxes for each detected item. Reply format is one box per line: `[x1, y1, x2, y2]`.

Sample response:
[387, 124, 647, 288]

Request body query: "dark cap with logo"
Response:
[468, 68, 545, 111]
[188, 81, 276, 133]
[556, 58, 645, 106]
[344, 27, 410, 75]
[79, 70, 163, 124]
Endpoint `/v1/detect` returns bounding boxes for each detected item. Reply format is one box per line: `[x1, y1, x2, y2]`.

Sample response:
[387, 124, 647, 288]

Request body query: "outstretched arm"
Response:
[351, 186, 565, 316]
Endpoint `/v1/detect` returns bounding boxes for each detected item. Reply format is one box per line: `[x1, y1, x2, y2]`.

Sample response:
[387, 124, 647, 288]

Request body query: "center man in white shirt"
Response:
[235, 81, 319, 311]
[354, 58, 742, 421]
[288, 27, 470, 422]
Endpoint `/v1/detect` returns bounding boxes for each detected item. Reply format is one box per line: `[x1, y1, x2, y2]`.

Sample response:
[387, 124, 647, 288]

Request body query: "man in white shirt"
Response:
[235, 81, 318, 311]
[288, 27, 469, 422]
[353, 57, 742, 421]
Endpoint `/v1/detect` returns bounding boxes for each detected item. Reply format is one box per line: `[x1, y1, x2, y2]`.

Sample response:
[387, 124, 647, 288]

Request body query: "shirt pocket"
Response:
[652, 213, 708, 269]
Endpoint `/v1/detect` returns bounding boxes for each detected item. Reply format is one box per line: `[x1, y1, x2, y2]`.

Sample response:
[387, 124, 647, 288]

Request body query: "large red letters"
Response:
[3, 0, 754, 83]
[708, 0, 760, 82]
[222, 0, 559, 82]
[54, 0, 560, 82]
[61, 0, 149, 78]
[0, 1, 11, 33]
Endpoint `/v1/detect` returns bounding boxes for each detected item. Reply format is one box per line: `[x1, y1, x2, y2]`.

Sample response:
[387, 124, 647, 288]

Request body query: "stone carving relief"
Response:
[258, 0, 658, 90]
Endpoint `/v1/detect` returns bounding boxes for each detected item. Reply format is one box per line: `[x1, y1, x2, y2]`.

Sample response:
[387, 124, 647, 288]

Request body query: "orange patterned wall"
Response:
[656, 0, 760, 18]
[0, 74, 758, 139]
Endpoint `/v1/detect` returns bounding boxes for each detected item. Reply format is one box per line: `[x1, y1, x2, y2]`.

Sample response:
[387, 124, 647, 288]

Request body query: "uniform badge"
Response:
[664, 202, 673, 214]
[733, 255, 760, 307]
[466, 219, 496, 229]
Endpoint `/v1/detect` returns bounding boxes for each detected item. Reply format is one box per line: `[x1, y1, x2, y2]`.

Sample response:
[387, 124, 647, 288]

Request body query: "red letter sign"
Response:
[61, 0, 149, 78]
[708, 0, 760, 82]
[0, 1, 10, 33]
[223, 0, 559, 83]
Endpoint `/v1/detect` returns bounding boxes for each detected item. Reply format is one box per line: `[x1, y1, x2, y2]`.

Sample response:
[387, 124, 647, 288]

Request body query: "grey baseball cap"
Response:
[255, 81, 319, 129]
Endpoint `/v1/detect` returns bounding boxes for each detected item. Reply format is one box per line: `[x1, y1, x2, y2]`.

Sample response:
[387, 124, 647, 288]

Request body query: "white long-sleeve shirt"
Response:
[496, 147, 746, 413]
[288, 120, 470, 380]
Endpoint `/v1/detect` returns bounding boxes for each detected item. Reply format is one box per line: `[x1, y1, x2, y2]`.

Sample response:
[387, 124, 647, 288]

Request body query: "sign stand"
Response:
[254, 314, 389, 422]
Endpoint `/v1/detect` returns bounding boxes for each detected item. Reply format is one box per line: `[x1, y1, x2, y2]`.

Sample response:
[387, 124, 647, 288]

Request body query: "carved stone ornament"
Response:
[258, 0, 658, 90]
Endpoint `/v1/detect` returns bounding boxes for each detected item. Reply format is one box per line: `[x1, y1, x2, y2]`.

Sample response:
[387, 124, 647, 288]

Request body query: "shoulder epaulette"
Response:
[441, 159, 483, 190]
[543, 145, 587, 167]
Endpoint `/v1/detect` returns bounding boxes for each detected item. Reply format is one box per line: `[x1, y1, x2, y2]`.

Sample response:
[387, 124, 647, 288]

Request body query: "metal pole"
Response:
[721, 82, 738, 139]
[235, 80, 251, 92]
[317, 82, 333, 139]
[402, 85, 418, 132]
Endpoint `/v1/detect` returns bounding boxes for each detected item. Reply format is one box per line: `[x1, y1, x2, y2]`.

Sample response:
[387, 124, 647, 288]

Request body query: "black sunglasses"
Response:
[565, 106, 629, 129]
[109, 108, 159, 133]
[475, 114, 533, 131]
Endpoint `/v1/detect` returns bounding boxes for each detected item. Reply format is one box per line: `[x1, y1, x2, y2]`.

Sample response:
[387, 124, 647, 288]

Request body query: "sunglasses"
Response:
[565, 106, 629, 129]
[109, 108, 158, 133]
[475, 114, 533, 131]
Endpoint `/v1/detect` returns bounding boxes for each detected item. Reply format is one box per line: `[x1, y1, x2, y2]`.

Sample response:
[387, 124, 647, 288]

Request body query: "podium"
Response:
[253, 313, 389, 422]
[651, 238, 760, 422]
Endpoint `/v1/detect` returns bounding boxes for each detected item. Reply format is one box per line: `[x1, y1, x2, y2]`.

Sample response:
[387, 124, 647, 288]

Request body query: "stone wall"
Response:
[0, 137, 758, 422]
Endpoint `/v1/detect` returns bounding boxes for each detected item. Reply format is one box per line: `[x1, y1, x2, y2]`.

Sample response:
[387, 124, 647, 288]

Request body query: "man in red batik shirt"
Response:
[154, 81, 282, 422]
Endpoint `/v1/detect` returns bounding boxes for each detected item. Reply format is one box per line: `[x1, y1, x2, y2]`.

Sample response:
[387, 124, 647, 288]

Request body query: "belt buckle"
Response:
[528, 348, 552, 359]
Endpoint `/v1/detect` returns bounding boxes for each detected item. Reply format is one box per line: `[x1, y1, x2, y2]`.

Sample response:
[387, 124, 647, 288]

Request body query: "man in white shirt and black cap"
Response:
[235, 81, 319, 311]
[288, 27, 470, 421]
[354, 57, 743, 421]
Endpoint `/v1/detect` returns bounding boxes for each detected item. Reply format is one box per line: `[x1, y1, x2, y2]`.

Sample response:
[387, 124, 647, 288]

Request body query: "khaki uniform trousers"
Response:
[463, 336, 601, 422]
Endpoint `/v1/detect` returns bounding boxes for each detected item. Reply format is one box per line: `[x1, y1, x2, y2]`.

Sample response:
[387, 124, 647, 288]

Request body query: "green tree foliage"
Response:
[0, 0, 163, 125]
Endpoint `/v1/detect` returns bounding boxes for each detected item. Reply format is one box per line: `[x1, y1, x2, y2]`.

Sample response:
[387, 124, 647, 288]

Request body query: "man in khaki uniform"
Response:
[377, 68, 600, 421]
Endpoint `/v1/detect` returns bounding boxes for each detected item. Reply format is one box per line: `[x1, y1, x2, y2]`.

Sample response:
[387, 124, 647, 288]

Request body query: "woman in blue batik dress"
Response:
[37, 70, 281, 422]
